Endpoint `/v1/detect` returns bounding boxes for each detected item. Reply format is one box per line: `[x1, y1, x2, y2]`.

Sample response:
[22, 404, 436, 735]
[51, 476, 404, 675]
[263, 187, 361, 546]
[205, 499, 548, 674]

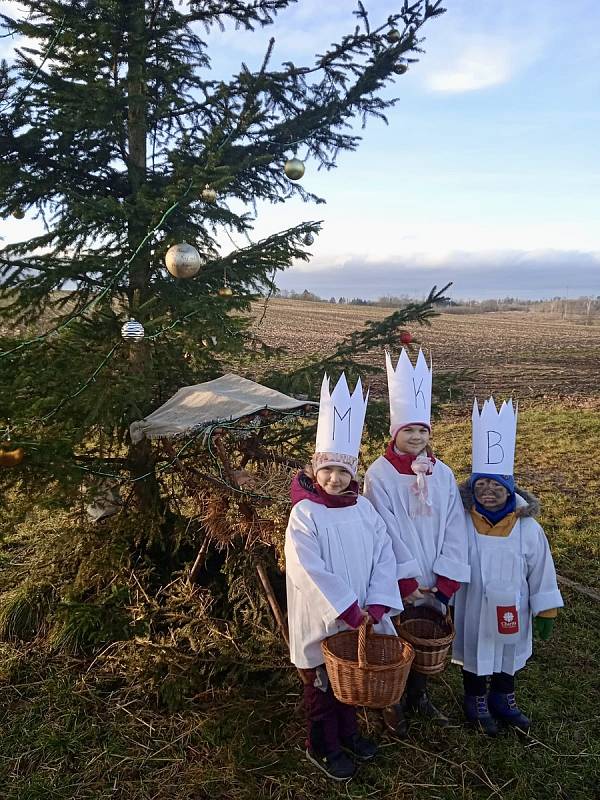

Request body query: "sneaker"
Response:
[463, 694, 499, 737]
[488, 691, 531, 733]
[406, 690, 450, 726]
[305, 748, 356, 781]
[341, 733, 378, 761]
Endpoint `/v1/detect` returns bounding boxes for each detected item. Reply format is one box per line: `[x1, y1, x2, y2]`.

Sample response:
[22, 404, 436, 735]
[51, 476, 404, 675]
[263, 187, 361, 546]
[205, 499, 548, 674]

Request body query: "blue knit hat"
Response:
[470, 472, 515, 495]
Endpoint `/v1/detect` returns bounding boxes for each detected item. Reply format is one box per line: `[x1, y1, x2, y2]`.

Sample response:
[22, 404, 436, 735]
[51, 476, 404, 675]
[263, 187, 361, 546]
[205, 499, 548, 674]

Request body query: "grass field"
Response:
[1, 305, 599, 800]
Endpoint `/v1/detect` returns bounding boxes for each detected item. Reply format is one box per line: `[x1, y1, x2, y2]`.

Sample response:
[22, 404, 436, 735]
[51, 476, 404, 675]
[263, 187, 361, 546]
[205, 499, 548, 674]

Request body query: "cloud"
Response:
[426, 39, 514, 93]
[277, 249, 600, 300]
[419, 0, 562, 93]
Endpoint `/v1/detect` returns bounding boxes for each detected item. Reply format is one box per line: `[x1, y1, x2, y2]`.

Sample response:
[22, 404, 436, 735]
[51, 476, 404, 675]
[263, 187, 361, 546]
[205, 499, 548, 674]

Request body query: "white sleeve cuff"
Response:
[322, 591, 358, 626]
[530, 589, 564, 616]
[433, 555, 471, 584]
[365, 590, 404, 616]
[396, 560, 421, 580]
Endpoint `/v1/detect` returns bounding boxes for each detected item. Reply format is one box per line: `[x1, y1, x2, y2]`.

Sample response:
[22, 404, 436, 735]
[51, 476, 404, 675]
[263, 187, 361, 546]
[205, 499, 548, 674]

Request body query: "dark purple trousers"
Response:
[300, 667, 358, 756]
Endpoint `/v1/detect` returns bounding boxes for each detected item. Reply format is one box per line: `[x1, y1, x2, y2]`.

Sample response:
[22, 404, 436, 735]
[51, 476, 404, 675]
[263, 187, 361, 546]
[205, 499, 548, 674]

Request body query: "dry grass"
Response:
[1, 297, 599, 799]
[0, 402, 599, 799]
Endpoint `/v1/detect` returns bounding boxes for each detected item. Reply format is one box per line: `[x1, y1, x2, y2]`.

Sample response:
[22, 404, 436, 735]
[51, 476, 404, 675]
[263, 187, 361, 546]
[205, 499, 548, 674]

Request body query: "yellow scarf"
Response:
[470, 508, 518, 538]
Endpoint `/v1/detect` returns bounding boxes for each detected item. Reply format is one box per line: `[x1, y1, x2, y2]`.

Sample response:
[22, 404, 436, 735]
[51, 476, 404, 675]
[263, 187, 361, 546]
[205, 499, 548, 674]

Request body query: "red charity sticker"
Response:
[496, 605, 519, 634]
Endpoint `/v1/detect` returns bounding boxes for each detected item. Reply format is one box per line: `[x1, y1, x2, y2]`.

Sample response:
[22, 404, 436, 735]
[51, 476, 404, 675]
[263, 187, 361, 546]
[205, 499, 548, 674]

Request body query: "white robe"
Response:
[363, 457, 470, 596]
[452, 499, 564, 676]
[285, 496, 403, 669]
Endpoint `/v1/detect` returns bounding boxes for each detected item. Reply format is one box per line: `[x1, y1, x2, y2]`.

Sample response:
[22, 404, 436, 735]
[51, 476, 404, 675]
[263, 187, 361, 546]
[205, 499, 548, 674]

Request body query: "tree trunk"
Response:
[125, 0, 160, 509]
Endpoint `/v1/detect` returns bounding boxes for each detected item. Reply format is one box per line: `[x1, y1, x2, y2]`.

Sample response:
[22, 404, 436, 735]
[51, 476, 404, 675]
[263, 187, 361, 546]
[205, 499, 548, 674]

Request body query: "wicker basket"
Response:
[321, 621, 415, 708]
[394, 605, 455, 675]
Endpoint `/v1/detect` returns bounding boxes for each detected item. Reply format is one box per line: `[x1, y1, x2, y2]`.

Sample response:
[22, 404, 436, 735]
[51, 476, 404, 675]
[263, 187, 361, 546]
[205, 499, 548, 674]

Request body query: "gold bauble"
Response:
[12, 208, 25, 220]
[284, 158, 305, 181]
[386, 28, 401, 43]
[393, 63, 408, 75]
[165, 241, 202, 279]
[201, 184, 217, 203]
[218, 286, 233, 297]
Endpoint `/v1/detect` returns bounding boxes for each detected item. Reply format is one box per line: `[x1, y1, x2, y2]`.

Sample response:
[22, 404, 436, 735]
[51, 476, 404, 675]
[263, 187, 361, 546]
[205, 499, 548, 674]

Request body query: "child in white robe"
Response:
[452, 398, 563, 735]
[363, 349, 470, 733]
[285, 373, 402, 781]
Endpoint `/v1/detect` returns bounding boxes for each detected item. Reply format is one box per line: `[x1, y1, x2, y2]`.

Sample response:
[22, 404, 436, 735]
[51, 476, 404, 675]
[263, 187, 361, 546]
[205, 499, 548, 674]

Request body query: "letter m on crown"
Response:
[332, 406, 351, 442]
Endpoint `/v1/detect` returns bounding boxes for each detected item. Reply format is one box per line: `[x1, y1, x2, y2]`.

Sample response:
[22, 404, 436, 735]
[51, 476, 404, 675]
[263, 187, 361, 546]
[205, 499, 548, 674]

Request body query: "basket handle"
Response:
[357, 619, 371, 669]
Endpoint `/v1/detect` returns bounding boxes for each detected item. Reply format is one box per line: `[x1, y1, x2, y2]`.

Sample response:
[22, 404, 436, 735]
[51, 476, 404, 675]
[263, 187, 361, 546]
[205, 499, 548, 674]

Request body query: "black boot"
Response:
[383, 702, 409, 737]
[405, 672, 450, 726]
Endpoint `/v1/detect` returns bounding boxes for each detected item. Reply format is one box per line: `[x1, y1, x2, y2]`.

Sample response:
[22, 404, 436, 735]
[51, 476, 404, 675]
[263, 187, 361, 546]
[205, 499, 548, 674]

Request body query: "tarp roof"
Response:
[129, 373, 316, 443]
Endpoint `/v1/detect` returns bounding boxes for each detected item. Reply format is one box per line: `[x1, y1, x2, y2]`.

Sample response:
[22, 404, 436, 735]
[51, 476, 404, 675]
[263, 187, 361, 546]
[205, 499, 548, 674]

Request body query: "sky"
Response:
[1, 0, 599, 300]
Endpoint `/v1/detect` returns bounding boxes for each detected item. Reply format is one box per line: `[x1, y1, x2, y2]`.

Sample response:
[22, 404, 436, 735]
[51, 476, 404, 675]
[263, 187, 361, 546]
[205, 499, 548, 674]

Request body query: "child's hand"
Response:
[534, 616, 555, 641]
[359, 609, 375, 625]
[404, 588, 427, 605]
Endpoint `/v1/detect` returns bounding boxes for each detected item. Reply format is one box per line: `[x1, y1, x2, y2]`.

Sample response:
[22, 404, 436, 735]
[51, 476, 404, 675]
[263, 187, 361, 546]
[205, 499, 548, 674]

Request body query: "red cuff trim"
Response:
[398, 578, 419, 598]
[338, 601, 363, 629]
[367, 604, 388, 623]
[435, 576, 461, 598]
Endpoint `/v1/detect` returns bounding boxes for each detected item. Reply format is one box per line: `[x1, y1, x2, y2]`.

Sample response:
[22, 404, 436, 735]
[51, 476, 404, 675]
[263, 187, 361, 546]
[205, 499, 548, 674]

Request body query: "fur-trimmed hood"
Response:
[459, 480, 540, 519]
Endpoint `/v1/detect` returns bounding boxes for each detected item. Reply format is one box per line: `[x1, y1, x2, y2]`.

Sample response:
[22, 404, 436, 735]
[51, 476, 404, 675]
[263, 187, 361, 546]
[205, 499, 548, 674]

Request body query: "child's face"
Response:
[473, 478, 509, 510]
[315, 466, 352, 495]
[394, 425, 430, 455]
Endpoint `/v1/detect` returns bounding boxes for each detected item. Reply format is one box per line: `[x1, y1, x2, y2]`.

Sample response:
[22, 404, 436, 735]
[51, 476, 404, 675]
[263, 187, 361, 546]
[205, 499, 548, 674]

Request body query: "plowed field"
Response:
[251, 299, 600, 404]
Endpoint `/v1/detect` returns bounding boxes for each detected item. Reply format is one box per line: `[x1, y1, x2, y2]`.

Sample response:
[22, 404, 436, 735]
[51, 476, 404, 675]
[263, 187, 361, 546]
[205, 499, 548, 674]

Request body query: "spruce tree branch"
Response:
[263, 284, 452, 395]
[0, 13, 66, 114]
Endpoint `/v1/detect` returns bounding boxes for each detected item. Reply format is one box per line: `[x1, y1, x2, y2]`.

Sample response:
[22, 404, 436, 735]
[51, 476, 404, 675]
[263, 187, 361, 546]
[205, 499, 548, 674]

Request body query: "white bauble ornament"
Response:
[284, 158, 305, 181]
[304, 233, 314, 246]
[121, 319, 145, 342]
[201, 184, 217, 203]
[165, 242, 202, 279]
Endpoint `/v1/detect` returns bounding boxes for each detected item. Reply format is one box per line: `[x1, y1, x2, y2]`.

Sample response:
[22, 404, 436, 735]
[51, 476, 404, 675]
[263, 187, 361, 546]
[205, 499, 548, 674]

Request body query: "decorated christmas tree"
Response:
[0, 1, 452, 666]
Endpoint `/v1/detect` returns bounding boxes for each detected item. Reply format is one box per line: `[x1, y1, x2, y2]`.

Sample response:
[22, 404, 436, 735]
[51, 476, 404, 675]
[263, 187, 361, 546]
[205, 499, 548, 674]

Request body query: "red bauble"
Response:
[400, 331, 412, 345]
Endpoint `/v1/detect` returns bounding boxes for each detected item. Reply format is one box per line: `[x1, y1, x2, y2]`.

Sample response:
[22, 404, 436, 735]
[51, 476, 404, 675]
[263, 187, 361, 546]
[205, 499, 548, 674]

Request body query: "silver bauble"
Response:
[284, 157, 305, 181]
[165, 241, 202, 279]
[121, 319, 145, 342]
[201, 184, 217, 203]
[304, 233, 315, 246]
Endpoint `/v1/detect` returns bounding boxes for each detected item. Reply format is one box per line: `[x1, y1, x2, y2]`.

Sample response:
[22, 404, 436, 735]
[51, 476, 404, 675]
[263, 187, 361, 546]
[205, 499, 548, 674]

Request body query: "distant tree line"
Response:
[276, 289, 600, 322]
